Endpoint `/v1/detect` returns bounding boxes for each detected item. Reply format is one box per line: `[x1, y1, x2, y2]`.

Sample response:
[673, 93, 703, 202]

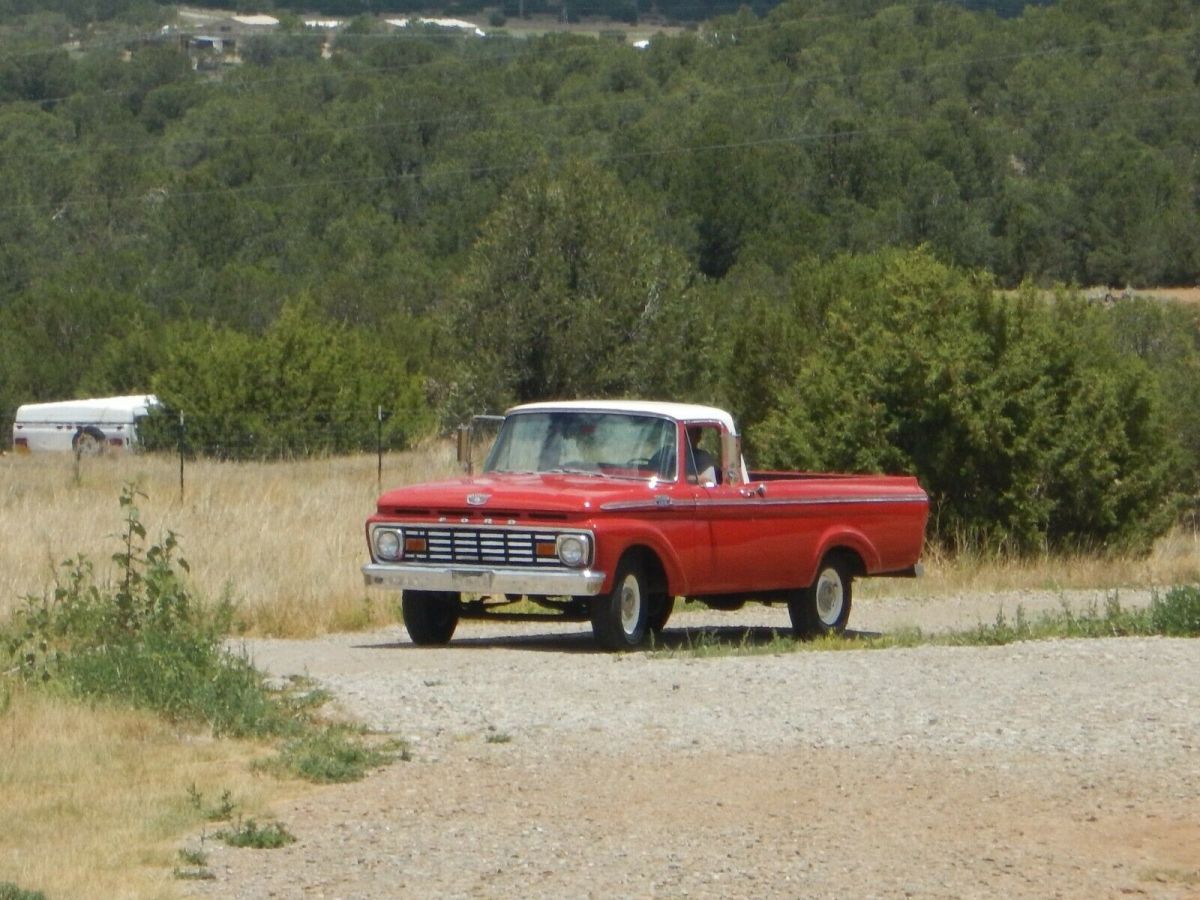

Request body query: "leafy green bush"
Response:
[259, 726, 408, 784]
[0, 486, 405, 782]
[148, 298, 433, 459]
[215, 819, 296, 850]
[1149, 586, 1200, 637]
[0, 883, 47, 900]
[751, 249, 1180, 554]
[2, 485, 292, 737]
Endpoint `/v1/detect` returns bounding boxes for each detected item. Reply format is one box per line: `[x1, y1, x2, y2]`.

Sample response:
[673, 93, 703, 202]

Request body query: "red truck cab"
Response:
[364, 400, 928, 649]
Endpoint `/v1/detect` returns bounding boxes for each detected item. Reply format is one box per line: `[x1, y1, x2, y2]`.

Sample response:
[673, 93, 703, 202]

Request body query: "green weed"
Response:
[651, 588, 1200, 659]
[0, 485, 408, 786]
[258, 726, 408, 784]
[216, 818, 296, 849]
[173, 846, 214, 880]
[177, 847, 208, 867]
[0, 884, 46, 900]
[1149, 585, 1200, 636]
[187, 784, 237, 822]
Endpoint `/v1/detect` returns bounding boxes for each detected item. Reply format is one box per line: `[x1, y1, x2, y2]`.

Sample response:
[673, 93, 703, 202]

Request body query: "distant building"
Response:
[230, 14, 279, 28]
[386, 17, 487, 38]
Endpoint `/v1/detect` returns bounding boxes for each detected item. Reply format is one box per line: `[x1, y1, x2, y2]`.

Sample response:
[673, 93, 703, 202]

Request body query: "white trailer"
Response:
[12, 395, 160, 454]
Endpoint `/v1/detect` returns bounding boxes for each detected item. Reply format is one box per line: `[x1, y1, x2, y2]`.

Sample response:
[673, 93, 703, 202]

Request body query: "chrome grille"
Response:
[406, 527, 563, 567]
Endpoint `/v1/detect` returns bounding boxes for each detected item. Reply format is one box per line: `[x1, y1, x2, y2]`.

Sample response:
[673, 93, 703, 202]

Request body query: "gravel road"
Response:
[186, 590, 1200, 899]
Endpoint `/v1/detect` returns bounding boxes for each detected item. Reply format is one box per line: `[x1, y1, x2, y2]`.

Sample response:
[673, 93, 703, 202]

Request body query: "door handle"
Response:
[739, 484, 766, 498]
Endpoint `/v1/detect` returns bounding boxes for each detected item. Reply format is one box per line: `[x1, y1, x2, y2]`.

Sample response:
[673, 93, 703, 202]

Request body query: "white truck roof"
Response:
[507, 400, 739, 436]
[15, 395, 158, 424]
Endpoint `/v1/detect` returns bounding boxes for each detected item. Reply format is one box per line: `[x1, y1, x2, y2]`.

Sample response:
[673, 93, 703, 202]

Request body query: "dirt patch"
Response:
[184, 596, 1200, 899]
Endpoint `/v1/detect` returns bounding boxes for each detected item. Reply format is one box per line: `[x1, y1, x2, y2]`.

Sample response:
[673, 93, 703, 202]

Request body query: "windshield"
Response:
[484, 411, 678, 481]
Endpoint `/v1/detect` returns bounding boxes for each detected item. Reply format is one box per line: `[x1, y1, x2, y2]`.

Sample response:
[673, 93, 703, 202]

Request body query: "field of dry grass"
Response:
[1141, 286, 1200, 304]
[0, 687, 301, 900]
[4, 445, 1199, 636]
[0, 445, 460, 636]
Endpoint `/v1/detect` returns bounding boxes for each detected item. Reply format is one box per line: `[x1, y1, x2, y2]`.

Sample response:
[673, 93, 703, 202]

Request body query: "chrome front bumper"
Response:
[362, 563, 607, 596]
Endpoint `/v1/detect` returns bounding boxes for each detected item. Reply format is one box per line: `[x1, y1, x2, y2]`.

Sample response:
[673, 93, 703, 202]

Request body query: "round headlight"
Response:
[557, 534, 588, 568]
[375, 529, 402, 561]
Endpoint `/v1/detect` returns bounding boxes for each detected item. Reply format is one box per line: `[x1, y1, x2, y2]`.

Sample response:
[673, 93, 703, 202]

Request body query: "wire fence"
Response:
[3, 404, 428, 500]
[137, 407, 412, 461]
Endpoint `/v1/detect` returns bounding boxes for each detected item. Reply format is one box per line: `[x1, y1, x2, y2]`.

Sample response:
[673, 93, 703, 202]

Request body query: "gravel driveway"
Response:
[186, 590, 1200, 899]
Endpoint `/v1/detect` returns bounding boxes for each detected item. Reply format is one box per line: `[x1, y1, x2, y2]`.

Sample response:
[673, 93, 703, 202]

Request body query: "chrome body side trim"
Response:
[599, 492, 928, 513]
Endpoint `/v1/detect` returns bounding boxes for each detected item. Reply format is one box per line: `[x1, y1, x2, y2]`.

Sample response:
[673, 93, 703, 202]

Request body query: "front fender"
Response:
[589, 518, 693, 596]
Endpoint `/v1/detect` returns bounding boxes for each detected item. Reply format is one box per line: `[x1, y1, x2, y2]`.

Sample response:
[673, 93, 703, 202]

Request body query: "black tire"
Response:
[72, 425, 106, 457]
[647, 595, 674, 634]
[789, 556, 853, 638]
[591, 558, 650, 650]
[401, 590, 461, 646]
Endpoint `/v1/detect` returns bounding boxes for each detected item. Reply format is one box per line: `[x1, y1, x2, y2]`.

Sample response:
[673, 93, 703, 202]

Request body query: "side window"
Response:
[685, 425, 721, 485]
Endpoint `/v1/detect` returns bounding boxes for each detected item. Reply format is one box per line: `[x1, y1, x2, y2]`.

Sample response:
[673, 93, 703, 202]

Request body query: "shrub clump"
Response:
[0, 883, 47, 900]
[1149, 585, 1200, 636]
[1, 485, 289, 737]
[215, 818, 296, 849]
[0, 485, 404, 783]
[258, 726, 409, 784]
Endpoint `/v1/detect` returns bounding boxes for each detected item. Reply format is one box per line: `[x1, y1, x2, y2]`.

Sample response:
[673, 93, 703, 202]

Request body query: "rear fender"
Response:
[808, 527, 879, 583]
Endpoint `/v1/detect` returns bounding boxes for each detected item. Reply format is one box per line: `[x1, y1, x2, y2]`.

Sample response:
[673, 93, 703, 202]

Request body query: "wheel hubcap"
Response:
[815, 568, 844, 625]
[618, 574, 642, 636]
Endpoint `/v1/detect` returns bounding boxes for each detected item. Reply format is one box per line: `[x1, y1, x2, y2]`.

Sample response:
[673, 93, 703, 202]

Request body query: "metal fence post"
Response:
[178, 410, 186, 503]
[376, 405, 384, 496]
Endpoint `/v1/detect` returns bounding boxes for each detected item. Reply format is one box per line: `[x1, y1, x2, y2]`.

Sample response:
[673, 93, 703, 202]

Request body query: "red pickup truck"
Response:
[363, 400, 928, 649]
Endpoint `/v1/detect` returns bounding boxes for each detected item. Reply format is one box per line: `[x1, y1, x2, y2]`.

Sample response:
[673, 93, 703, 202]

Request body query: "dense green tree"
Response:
[150, 298, 432, 458]
[1108, 299, 1200, 502]
[753, 249, 1179, 553]
[447, 159, 696, 417]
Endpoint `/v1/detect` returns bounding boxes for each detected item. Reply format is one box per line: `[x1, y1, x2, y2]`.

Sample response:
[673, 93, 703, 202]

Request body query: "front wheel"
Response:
[789, 557, 852, 638]
[402, 590, 461, 646]
[591, 559, 650, 650]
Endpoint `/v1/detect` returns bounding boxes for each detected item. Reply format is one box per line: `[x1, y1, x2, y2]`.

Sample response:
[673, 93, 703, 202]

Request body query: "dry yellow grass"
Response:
[893, 526, 1200, 596]
[3, 444, 1199, 633]
[0, 444, 460, 636]
[0, 686, 304, 900]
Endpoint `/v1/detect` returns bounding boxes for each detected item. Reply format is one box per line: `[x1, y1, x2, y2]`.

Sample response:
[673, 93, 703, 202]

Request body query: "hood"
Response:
[374, 472, 665, 519]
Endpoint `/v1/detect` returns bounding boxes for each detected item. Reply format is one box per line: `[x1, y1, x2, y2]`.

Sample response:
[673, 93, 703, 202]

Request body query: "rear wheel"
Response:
[402, 590, 461, 645]
[591, 559, 650, 650]
[789, 556, 852, 637]
[72, 426, 106, 457]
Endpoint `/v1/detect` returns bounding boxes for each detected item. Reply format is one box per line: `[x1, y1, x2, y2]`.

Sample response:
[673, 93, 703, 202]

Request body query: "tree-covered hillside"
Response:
[2, 0, 1199, 552]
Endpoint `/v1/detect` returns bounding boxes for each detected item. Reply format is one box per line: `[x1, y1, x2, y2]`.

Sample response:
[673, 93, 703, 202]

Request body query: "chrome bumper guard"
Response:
[362, 563, 607, 596]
